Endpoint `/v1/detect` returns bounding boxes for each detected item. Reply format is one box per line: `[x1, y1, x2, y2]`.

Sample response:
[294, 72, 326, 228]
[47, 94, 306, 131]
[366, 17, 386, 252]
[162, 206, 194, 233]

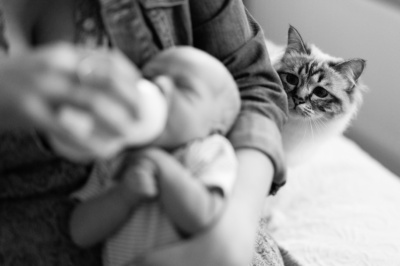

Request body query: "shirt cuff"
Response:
[227, 111, 286, 195]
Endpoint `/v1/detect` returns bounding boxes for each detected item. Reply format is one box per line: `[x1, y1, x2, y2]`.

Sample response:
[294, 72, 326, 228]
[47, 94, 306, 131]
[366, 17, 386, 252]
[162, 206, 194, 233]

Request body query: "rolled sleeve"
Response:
[228, 111, 286, 195]
[190, 0, 288, 194]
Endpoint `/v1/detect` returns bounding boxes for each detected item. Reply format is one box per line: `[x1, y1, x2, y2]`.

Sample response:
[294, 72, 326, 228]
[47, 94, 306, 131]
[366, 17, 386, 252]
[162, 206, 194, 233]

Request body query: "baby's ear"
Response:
[332, 59, 366, 83]
[285, 25, 309, 55]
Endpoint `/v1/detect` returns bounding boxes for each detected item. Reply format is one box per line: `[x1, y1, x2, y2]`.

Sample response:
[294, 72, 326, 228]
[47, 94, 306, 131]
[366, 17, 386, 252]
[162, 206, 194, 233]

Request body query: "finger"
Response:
[32, 96, 125, 159]
[20, 92, 98, 152]
[38, 51, 139, 139]
[20, 96, 101, 159]
[27, 100, 98, 157]
[42, 99, 128, 160]
[107, 76, 141, 118]
[56, 88, 133, 138]
[22, 95, 68, 137]
[75, 53, 114, 89]
[74, 50, 142, 116]
[36, 43, 81, 72]
[76, 80, 167, 148]
[35, 43, 84, 85]
[31, 86, 120, 139]
[87, 93, 137, 136]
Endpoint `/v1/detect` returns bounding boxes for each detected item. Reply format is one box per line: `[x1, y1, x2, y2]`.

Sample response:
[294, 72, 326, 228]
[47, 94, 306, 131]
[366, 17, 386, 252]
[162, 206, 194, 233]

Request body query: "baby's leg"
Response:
[103, 153, 182, 266]
[104, 201, 180, 266]
[70, 157, 158, 248]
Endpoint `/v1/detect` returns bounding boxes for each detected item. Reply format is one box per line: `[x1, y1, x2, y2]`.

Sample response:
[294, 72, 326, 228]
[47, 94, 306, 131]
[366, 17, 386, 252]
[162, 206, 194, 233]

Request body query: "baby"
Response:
[68, 47, 241, 266]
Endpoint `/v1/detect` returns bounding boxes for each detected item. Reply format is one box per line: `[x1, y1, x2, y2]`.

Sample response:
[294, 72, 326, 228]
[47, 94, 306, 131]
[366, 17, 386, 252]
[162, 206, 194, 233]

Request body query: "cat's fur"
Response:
[267, 26, 367, 166]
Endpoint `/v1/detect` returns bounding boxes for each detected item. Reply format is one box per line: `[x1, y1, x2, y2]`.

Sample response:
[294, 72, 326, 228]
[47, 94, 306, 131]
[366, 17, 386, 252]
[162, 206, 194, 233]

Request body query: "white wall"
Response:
[247, 0, 400, 175]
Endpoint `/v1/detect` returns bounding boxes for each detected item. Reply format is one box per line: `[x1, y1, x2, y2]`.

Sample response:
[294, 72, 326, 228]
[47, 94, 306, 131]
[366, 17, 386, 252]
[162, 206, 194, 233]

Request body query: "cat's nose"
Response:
[293, 97, 305, 106]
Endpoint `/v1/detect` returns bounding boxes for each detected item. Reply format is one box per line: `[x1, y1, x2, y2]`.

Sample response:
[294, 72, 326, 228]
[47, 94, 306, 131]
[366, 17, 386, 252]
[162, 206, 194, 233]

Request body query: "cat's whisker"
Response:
[316, 119, 329, 130]
[299, 122, 308, 146]
[308, 118, 316, 142]
[317, 117, 331, 130]
[311, 120, 322, 133]
[313, 119, 326, 132]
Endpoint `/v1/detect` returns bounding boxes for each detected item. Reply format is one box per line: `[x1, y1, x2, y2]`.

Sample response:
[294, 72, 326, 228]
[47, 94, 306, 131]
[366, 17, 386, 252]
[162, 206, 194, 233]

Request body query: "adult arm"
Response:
[191, 0, 288, 192]
[134, 1, 287, 265]
[133, 148, 273, 266]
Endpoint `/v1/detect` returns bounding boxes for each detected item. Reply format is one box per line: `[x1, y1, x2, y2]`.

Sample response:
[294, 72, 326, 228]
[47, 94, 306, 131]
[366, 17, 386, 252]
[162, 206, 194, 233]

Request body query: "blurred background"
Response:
[245, 0, 400, 177]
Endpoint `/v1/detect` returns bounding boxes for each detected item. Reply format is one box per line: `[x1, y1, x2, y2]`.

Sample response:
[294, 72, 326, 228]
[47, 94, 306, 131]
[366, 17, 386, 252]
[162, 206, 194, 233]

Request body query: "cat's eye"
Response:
[284, 73, 299, 86]
[313, 86, 329, 98]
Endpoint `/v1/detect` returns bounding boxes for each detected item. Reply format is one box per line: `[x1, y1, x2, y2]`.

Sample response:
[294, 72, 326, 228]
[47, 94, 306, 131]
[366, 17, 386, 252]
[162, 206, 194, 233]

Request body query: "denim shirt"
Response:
[102, 0, 288, 191]
[0, 0, 288, 190]
[0, 1, 287, 265]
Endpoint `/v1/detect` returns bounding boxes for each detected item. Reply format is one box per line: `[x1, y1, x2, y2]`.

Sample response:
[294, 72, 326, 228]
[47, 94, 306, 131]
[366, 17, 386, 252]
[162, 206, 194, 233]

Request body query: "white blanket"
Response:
[264, 136, 400, 266]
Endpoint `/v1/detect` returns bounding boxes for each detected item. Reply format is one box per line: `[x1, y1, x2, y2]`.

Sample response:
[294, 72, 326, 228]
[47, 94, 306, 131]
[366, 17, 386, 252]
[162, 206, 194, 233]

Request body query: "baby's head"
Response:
[143, 46, 240, 149]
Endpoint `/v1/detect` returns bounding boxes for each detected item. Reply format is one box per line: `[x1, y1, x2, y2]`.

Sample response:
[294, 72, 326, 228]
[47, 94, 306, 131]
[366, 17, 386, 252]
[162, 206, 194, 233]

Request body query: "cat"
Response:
[266, 25, 367, 166]
[258, 26, 367, 266]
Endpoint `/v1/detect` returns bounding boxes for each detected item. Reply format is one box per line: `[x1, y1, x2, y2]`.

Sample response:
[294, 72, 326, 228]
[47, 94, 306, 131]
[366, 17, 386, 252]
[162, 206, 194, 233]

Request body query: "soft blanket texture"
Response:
[263, 136, 400, 266]
[252, 218, 303, 266]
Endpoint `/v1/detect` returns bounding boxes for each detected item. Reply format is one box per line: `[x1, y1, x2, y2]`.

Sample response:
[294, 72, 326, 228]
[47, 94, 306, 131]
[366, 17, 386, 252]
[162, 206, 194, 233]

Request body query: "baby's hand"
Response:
[116, 152, 159, 203]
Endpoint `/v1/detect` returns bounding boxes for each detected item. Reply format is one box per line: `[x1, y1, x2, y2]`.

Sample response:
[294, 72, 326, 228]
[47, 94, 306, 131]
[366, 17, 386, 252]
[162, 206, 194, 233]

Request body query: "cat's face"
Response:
[275, 26, 366, 121]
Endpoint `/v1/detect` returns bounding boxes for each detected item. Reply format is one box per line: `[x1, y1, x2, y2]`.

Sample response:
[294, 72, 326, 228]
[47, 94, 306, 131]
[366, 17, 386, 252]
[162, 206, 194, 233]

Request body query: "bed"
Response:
[263, 136, 400, 266]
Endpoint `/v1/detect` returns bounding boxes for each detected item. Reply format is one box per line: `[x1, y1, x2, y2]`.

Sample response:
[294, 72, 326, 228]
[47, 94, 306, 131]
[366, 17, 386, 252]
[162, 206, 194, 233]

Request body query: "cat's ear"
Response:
[332, 59, 366, 83]
[286, 25, 309, 55]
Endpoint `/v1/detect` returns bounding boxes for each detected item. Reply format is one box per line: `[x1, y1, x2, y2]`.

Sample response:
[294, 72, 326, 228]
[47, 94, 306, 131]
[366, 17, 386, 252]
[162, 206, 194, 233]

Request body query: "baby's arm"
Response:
[70, 159, 157, 247]
[137, 148, 226, 236]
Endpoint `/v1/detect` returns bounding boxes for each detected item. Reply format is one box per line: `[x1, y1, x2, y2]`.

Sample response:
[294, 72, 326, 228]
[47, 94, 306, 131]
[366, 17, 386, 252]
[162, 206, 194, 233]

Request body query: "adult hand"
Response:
[52, 47, 169, 160]
[130, 149, 274, 266]
[0, 43, 167, 161]
[0, 43, 84, 131]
